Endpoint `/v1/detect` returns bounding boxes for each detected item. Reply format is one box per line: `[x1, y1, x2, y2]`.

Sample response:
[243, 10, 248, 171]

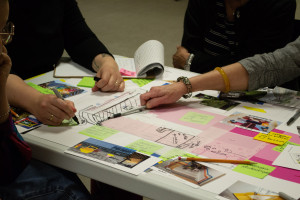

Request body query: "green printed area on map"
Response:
[126, 139, 164, 155]
[79, 125, 119, 140]
[180, 111, 214, 125]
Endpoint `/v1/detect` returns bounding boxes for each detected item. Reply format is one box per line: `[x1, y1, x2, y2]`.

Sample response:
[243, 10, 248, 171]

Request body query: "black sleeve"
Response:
[62, 0, 113, 71]
[235, 0, 296, 61]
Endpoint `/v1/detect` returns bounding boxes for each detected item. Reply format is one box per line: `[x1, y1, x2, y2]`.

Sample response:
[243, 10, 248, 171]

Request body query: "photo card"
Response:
[221, 112, 281, 134]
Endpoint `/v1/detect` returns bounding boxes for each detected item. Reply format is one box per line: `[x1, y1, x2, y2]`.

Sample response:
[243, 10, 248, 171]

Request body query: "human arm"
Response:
[62, 0, 123, 92]
[0, 46, 11, 124]
[240, 36, 300, 91]
[6, 74, 77, 125]
[91, 53, 124, 92]
[140, 63, 249, 108]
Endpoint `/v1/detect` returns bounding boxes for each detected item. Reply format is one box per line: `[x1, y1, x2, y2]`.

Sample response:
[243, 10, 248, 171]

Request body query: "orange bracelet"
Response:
[214, 67, 230, 93]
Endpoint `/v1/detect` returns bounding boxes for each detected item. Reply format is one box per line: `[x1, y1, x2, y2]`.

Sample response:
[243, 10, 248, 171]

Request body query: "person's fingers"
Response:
[52, 98, 75, 119]
[117, 81, 125, 92]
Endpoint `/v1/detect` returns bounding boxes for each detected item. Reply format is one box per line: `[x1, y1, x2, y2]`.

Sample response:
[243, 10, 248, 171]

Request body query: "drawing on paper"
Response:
[77, 90, 143, 125]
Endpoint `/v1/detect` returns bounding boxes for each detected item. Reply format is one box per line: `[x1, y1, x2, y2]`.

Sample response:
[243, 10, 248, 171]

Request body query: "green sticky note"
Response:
[77, 77, 95, 88]
[79, 125, 119, 140]
[160, 148, 198, 161]
[49, 118, 78, 127]
[131, 79, 154, 87]
[180, 111, 214, 125]
[233, 161, 275, 179]
[126, 139, 164, 155]
[27, 82, 55, 94]
[272, 141, 300, 152]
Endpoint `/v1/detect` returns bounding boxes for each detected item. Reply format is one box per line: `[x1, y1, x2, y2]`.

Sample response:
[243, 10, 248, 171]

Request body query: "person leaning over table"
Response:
[140, 36, 300, 109]
[5, 0, 145, 199]
[5, 0, 125, 126]
[0, 1, 93, 199]
[173, 0, 296, 74]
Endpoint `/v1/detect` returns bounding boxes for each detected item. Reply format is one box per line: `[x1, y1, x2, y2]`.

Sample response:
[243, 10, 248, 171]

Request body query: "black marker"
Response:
[108, 106, 146, 120]
[94, 76, 101, 82]
[52, 88, 80, 124]
[287, 109, 300, 126]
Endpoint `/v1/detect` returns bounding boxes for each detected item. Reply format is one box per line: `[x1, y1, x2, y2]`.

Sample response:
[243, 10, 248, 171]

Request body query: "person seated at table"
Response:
[5, 0, 125, 126]
[173, 0, 296, 74]
[7, 0, 124, 93]
[0, 1, 92, 198]
[140, 36, 300, 109]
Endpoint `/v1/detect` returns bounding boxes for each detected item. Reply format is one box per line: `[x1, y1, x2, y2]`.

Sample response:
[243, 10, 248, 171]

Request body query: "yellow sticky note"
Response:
[254, 131, 292, 145]
[243, 106, 266, 113]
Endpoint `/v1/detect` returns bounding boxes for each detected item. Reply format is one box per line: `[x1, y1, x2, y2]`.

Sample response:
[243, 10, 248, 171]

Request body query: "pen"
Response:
[108, 106, 146, 120]
[287, 109, 300, 126]
[10, 108, 19, 118]
[52, 88, 80, 124]
[177, 157, 255, 165]
[278, 192, 297, 200]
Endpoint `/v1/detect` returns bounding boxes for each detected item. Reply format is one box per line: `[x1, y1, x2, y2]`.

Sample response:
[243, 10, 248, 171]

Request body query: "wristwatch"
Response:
[184, 53, 194, 71]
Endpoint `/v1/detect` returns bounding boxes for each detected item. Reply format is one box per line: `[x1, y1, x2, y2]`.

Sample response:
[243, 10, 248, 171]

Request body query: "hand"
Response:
[172, 46, 190, 69]
[140, 82, 187, 108]
[0, 46, 12, 85]
[31, 93, 76, 126]
[92, 54, 125, 92]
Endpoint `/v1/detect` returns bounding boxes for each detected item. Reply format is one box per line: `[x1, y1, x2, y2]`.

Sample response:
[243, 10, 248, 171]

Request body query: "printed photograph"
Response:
[194, 93, 240, 111]
[221, 112, 280, 133]
[155, 159, 224, 186]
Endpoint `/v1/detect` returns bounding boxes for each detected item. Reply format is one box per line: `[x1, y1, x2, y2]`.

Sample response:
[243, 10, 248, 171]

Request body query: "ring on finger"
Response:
[49, 114, 54, 121]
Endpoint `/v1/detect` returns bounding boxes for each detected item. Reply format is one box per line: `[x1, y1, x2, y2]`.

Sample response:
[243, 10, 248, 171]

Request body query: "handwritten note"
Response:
[126, 139, 164, 155]
[180, 112, 214, 125]
[79, 125, 119, 140]
[233, 161, 275, 179]
[272, 141, 300, 152]
[254, 131, 291, 145]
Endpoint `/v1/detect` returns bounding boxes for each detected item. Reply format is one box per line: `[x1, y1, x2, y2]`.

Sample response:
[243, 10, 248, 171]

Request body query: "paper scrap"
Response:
[272, 141, 300, 152]
[180, 111, 215, 125]
[27, 82, 55, 95]
[77, 77, 95, 88]
[233, 161, 275, 179]
[254, 131, 291, 145]
[126, 139, 164, 155]
[131, 79, 154, 87]
[79, 125, 119, 140]
[243, 106, 266, 113]
[159, 148, 198, 161]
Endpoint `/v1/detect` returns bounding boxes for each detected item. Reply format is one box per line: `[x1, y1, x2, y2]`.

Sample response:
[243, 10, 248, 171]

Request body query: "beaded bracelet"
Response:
[177, 76, 193, 99]
[214, 67, 230, 93]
